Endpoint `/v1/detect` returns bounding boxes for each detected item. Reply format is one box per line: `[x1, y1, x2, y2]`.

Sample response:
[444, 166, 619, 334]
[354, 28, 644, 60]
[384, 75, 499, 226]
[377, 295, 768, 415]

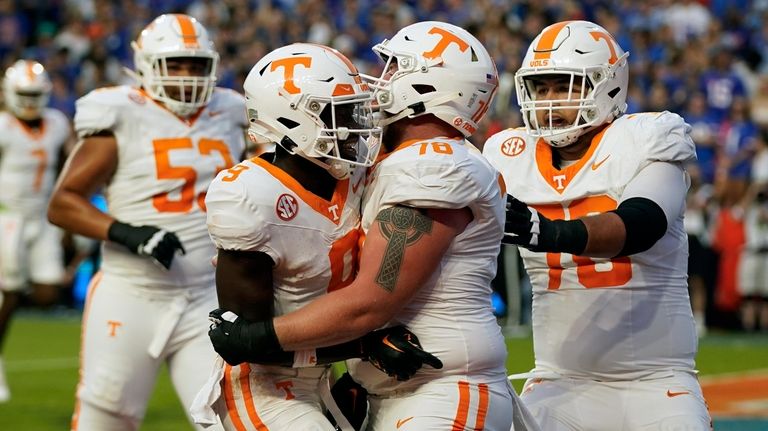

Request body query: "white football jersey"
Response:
[348, 137, 509, 395]
[74, 86, 246, 288]
[0, 108, 70, 217]
[484, 112, 698, 380]
[206, 157, 364, 316]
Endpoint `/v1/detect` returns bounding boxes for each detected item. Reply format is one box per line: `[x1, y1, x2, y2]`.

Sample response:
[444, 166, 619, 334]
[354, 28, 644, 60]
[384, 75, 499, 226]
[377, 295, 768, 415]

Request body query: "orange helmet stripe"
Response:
[309, 43, 365, 88]
[174, 14, 199, 48]
[25, 60, 35, 82]
[533, 21, 574, 60]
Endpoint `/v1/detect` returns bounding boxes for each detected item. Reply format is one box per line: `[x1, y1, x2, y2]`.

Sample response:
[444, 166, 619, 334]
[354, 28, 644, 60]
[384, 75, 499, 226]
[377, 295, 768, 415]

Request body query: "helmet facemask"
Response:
[130, 14, 219, 117]
[308, 92, 382, 179]
[246, 84, 382, 181]
[139, 55, 217, 117]
[515, 20, 630, 148]
[516, 56, 628, 148]
[245, 43, 382, 180]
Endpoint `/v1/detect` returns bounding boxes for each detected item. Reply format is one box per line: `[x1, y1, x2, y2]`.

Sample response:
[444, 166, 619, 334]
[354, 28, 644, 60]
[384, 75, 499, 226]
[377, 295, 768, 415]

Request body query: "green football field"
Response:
[0, 313, 766, 430]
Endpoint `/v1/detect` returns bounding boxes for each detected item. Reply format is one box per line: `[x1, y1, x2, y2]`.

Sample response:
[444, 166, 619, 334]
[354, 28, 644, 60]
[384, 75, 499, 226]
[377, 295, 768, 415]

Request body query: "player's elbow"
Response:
[611, 197, 668, 257]
[47, 194, 64, 227]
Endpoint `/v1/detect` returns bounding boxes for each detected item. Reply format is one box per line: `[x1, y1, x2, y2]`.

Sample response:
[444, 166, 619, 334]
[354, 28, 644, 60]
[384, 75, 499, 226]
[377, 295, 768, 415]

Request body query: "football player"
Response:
[207, 22, 538, 430]
[0, 59, 71, 403]
[483, 20, 712, 430]
[47, 14, 245, 430]
[196, 42, 442, 431]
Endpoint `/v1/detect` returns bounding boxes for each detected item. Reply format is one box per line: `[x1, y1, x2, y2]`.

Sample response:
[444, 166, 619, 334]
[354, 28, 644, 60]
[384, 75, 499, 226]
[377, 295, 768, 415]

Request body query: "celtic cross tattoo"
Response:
[374, 206, 433, 291]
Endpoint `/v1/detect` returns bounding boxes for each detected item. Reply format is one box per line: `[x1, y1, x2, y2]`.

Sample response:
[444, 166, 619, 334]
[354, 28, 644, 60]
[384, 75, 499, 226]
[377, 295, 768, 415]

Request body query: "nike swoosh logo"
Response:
[396, 417, 414, 428]
[209, 110, 223, 117]
[666, 390, 691, 398]
[591, 154, 610, 170]
[352, 177, 363, 194]
[382, 335, 404, 353]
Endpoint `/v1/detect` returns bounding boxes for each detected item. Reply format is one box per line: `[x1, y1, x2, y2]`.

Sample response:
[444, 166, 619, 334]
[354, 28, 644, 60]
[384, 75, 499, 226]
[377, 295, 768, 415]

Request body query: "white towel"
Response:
[147, 295, 187, 358]
[190, 356, 225, 426]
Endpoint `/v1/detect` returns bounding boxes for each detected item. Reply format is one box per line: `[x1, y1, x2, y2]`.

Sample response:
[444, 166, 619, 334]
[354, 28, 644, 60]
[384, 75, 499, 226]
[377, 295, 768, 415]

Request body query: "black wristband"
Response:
[107, 220, 135, 248]
[245, 319, 284, 356]
[545, 218, 588, 255]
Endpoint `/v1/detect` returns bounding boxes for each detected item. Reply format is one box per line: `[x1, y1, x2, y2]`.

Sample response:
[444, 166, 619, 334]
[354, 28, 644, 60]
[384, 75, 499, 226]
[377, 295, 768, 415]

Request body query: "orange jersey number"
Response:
[327, 228, 360, 292]
[533, 195, 632, 290]
[418, 141, 454, 155]
[30, 148, 47, 193]
[152, 137, 235, 213]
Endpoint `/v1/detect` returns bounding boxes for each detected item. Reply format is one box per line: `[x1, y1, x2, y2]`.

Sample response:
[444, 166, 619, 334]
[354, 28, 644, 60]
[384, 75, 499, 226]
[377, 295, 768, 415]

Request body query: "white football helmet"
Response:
[363, 21, 498, 137]
[3, 60, 51, 120]
[515, 20, 629, 147]
[131, 14, 218, 117]
[243, 43, 382, 180]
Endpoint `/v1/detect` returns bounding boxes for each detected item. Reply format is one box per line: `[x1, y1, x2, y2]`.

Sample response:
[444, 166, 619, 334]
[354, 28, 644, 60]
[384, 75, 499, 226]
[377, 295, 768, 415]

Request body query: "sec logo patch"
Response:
[276, 194, 299, 221]
[501, 136, 525, 157]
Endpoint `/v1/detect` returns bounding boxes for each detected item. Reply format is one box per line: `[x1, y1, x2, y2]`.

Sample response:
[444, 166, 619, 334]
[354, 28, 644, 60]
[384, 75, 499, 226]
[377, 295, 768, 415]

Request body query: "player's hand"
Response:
[107, 221, 185, 269]
[503, 195, 553, 251]
[207, 309, 283, 366]
[503, 195, 588, 255]
[361, 325, 442, 381]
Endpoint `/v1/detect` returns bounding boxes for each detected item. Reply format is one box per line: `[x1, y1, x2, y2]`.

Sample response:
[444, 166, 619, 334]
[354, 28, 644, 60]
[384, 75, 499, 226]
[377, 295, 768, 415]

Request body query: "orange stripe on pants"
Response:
[473, 383, 489, 430]
[71, 271, 103, 431]
[224, 364, 249, 431]
[239, 363, 269, 430]
[452, 381, 471, 430]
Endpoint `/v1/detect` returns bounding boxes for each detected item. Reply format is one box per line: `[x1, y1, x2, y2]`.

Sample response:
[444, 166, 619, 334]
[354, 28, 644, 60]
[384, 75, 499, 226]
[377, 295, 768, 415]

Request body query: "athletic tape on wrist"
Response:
[292, 349, 318, 368]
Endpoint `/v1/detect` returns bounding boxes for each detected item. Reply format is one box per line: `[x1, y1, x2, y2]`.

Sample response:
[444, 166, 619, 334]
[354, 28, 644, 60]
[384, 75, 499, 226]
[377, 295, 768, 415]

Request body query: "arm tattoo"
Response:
[374, 205, 433, 292]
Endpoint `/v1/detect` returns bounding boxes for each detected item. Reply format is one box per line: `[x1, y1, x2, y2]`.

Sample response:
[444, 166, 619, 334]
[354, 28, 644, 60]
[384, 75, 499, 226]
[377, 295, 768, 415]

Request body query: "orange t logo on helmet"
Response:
[589, 31, 619, 64]
[271, 57, 312, 94]
[422, 27, 469, 59]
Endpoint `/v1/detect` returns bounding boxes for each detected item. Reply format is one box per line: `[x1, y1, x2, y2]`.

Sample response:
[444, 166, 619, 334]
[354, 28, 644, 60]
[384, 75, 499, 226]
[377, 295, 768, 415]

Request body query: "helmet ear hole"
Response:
[412, 84, 436, 95]
[277, 117, 300, 129]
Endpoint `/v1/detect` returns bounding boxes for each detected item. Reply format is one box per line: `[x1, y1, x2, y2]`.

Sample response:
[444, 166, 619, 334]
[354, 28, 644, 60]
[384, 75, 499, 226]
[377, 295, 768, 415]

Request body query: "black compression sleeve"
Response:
[610, 197, 668, 257]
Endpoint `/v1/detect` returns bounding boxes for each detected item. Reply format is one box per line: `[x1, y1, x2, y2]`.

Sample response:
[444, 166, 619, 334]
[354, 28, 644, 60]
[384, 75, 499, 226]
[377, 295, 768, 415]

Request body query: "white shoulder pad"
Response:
[624, 111, 696, 164]
[376, 140, 487, 209]
[205, 165, 277, 260]
[74, 86, 135, 138]
[210, 88, 248, 129]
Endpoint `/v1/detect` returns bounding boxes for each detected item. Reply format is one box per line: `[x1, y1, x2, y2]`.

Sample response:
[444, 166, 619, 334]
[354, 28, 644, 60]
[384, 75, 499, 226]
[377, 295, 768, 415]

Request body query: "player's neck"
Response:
[554, 125, 606, 163]
[16, 116, 43, 130]
[272, 146, 337, 200]
[384, 115, 462, 151]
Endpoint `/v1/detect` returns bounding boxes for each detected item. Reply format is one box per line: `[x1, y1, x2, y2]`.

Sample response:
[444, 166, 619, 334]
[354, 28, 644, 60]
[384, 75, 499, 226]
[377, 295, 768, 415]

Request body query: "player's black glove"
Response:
[207, 309, 285, 366]
[503, 195, 587, 255]
[108, 221, 185, 270]
[361, 325, 443, 381]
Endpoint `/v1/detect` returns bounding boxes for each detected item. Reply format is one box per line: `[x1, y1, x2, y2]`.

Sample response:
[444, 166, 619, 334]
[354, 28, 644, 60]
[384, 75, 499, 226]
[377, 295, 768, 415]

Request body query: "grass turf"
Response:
[0, 314, 766, 430]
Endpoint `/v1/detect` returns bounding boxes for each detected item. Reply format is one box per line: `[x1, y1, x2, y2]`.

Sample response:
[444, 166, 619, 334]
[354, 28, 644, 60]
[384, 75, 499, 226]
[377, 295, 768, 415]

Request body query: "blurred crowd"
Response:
[4, 0, 768, 333]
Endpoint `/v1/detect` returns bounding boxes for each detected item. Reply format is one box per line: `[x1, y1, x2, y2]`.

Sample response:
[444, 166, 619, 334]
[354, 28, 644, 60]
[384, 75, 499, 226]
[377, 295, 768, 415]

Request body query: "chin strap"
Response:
[376, 91, 462, 127]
